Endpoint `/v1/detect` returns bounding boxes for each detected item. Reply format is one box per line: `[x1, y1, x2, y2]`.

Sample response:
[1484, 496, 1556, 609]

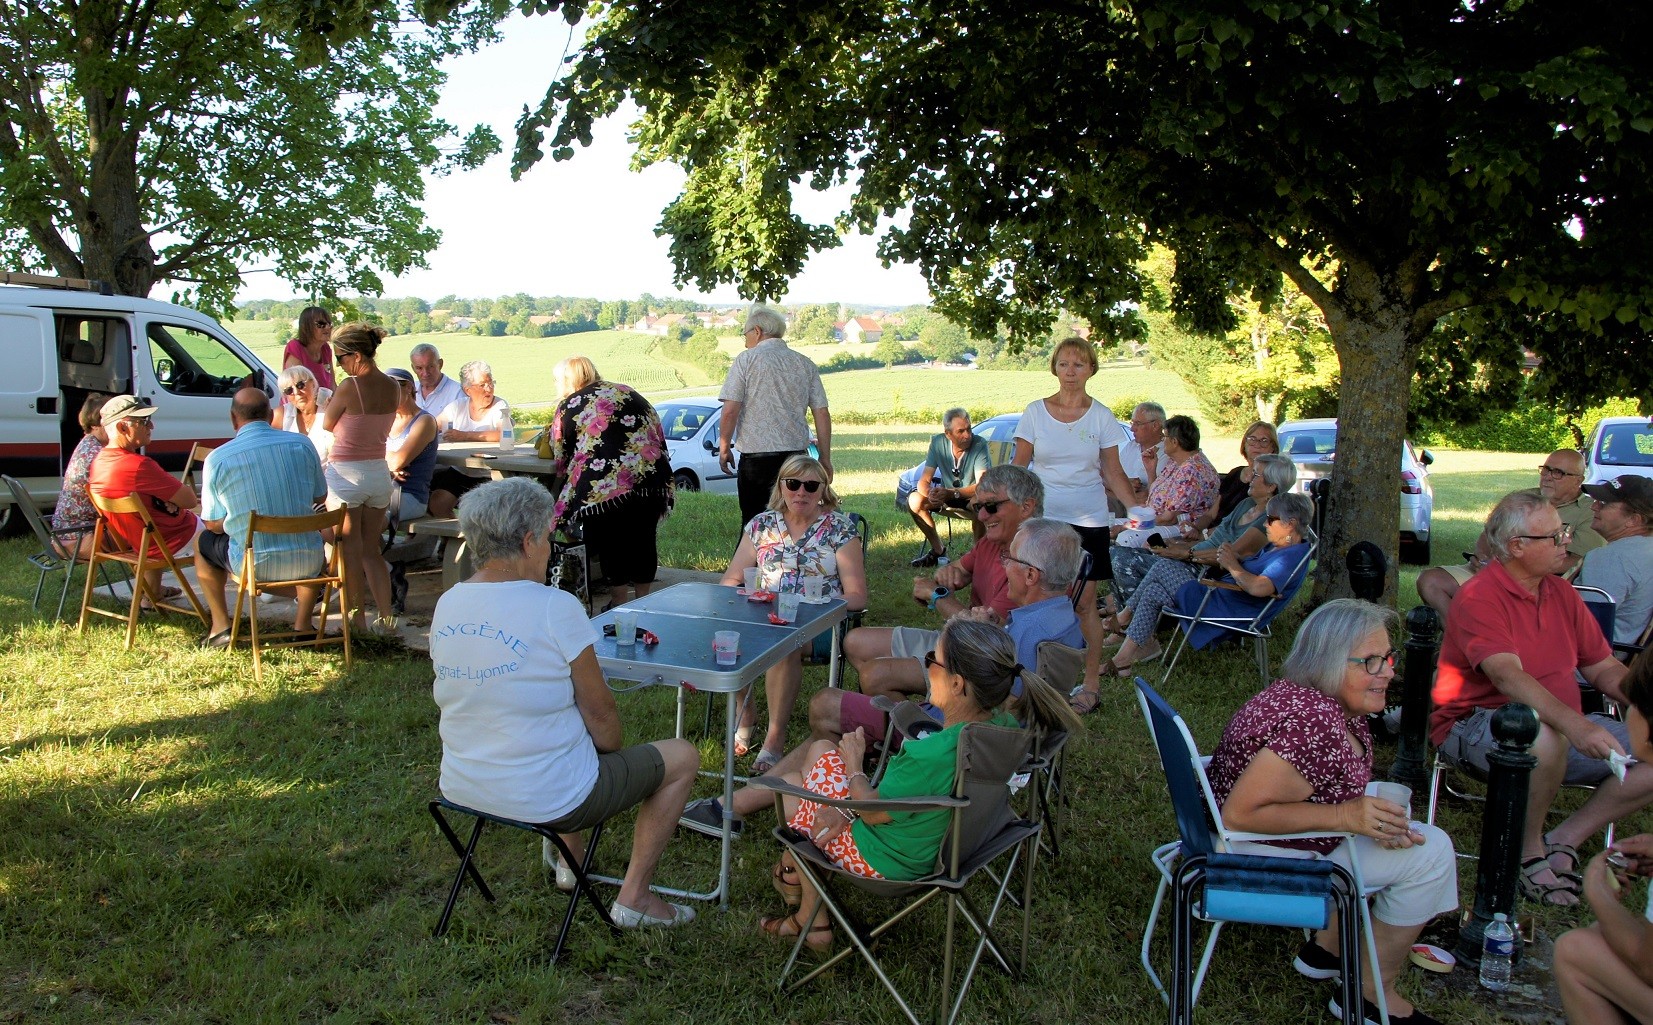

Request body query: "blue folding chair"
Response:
[1135, 677, 1383, 1025]
[1159, 533, 1317, 689]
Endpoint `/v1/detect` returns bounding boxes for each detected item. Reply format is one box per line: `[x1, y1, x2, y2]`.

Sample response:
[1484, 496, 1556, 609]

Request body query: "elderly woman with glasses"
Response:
[282, 306, 336, 391]
[431, 476, 700, 929]
[428, 359, 511, 518]
[1202, 420, 1281, 529]
[720, 455, 867, 774]
[1206, 599, 1457, 1025]
[275, 365, 333, 462]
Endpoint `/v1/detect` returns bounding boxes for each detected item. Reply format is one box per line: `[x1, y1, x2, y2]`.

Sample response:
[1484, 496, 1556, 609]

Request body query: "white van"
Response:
[0, 273, 277, 532]
[1584, 415, 1653, 487]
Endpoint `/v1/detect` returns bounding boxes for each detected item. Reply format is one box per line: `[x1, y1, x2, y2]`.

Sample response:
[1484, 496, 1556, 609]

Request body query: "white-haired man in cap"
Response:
[718, 304, 832, 528]
[1577, 475, 1653, 648]
[88, 394, 204, 601]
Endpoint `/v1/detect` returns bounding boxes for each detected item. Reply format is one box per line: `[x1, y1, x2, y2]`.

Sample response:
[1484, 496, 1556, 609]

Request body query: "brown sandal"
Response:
[771, 861, 802, 907]
[759, 911, 833, 951]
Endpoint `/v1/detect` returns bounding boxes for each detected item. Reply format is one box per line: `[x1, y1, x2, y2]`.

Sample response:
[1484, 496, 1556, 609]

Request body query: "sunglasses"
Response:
[282, 381, 310, 395]
[971, 498, 1005, 514]
[315, 319, 332, 328]
[923, 650, 948, 672]
[782, 478, 822, 493]
[1266, 514, 1297, 525]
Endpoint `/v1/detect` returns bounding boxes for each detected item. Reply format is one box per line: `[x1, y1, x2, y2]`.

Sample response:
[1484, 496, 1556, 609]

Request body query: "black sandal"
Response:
[1519, 856, 1581, 906]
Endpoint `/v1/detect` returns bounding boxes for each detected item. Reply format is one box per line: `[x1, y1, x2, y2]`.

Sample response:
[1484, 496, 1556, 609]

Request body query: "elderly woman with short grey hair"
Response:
[427, 358, 511, 517]
[1206, 599, 1457, 1025]
[275, 364, 333, 461]
[430, 477, 701, 929]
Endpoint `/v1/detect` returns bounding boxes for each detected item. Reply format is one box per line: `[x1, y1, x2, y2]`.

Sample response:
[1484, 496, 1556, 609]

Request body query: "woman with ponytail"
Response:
[756, 617, 1082, 950]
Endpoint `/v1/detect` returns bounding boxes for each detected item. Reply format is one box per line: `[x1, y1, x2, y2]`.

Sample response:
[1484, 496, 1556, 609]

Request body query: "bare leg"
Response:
[760, 651, 805, 756]
[1557, 923, 1653, 1024]
[1519, 725, 1577, 903]
[1312, 912, 1429, 1016]
[355, 504, 393, 620]
[292, 583, 321, 632]
[1548, 762, 1653, 857]
[194, 549, 231, 635]
[907, 492, 944, 556]
[614, 738, 698, 916]
[1415, 567, 1460, 625]
[859, 657, 927, 701]
[844, 626, 896, 679]
[426, 489, 457, 518]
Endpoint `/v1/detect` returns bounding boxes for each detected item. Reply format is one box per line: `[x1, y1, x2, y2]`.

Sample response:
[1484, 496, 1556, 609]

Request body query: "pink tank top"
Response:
[283, 338, 336, 390]
[329, 411, 394, 462]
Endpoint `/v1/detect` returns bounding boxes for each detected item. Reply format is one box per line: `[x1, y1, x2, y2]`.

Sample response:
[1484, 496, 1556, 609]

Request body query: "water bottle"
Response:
[498, 410, 515, 452]
[1479, 913, 1515, 991]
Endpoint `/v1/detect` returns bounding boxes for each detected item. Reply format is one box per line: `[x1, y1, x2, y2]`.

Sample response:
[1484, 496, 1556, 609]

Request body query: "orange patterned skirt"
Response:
[788, 748, 884, 879]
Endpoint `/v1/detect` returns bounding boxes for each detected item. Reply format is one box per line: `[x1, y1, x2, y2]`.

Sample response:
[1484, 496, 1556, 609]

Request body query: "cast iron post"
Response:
[1389, 605, 1439, 791]
[1346, 541, 1386, 603]
[1456, 703, 1539, 966]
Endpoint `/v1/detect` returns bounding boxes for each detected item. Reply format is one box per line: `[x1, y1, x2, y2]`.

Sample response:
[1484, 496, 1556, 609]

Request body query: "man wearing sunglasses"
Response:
[1539, 448, 1606, 576]
[842, 465, 1042, 700]
[1433, 488, 1645, 908]
[717, 304, 832, 528]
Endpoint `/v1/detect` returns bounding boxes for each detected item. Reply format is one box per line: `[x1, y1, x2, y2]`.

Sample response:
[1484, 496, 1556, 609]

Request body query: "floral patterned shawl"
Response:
[548, 381, 675, 528]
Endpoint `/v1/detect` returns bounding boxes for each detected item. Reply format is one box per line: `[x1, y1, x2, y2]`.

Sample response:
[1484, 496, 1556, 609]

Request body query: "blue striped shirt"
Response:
[201, 422, 328, 581]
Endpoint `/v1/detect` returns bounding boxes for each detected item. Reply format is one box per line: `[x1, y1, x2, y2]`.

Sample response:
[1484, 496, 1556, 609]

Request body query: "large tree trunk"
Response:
[1313, 263, 1425, 604]
[80, 96, 157, 297]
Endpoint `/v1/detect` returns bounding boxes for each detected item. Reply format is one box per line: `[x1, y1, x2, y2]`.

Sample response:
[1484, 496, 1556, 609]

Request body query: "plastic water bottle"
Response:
[498, 410, 515, 452]
[1479, 913, 1515, 991]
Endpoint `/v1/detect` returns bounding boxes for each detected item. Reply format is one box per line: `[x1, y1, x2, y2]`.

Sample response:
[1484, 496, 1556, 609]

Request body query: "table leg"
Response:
[827, 620, 843, 688]
[720, 688, 737, 910]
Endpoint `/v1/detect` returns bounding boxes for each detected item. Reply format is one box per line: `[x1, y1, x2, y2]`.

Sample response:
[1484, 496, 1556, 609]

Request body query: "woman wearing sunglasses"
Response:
[720, 455, 867, 773]
[1206, 599, 1457, 1025]
[281, 306, 336, 391]
[755, 618, 1080, 949]
[275, 365, 333, 462]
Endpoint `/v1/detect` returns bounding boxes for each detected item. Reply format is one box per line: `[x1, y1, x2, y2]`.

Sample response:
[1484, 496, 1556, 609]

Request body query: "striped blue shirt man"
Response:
[201, 421, 327, 580]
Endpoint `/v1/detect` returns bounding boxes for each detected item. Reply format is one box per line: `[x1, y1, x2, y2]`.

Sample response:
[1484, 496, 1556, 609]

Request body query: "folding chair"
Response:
[750, 722, 1039, 1025]
[1068, 551, 1092, 611]
[1028, 640, 1083, 865]
[1135, 677, 1380, 1025]
[3, 473, 119, 621]
[78, 492, 208, 648]
[1159, 533, 1317, 688]
[181, 442, 217, 493]
[228, 508, 352, 682]
[806, 511, 871, 686]
[427, 797, 615, 962]
[1575, 582, 1648, 662]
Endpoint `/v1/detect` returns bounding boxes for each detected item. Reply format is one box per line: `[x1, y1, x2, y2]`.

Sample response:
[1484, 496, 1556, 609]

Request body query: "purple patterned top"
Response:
[1206, 678, 1372, 854]
[53, 433, 105, 532]
[1148, 449, 1221, 525]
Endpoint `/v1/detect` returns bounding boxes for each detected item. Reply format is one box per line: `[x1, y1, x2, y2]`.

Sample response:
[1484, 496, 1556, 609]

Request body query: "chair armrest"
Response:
[1223, 829, 1357, 844]
[747, 776, 968, 814]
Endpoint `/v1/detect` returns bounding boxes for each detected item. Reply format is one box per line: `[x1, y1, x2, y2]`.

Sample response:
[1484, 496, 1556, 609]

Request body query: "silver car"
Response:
[1276, 418, 1435, 564]
[656, 397, 737, 494]
[1584, 416, 1653, 486]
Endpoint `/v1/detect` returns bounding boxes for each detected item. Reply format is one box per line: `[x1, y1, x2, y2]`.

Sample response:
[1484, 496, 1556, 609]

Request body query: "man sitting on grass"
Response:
[678, 516, 1084, 838]
[842, 463, 1042, 700]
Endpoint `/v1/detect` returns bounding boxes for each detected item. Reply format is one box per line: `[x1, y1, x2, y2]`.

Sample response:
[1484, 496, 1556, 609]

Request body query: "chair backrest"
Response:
[2, 475, 63, 558]
[244, 507, 345, 543]
[89, 490, 157, 557]
[181, 442, 216, 493]
[1135, 677, 1218, 859]
[1036, 640, 1085, 694]
[1247, 532, 1319, 630]
[850, 510, 870, 553]
[943, 722, 1034, 867]
[1574, 583, 1617, 645]
[1068, 550, 1092, 610]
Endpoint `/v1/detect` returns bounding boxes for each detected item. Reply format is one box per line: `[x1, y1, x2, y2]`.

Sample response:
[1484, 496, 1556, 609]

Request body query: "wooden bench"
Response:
[405, 517, 471, 590]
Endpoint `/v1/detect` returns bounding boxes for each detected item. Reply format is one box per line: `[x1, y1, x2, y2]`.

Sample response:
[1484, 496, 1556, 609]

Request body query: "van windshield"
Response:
[1596, 423, 1653, 468]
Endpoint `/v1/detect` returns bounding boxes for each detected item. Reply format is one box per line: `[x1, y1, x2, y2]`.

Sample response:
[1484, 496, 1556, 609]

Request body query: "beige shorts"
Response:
[1442, 563, 1475, 586]
[326, 459, 393, 510]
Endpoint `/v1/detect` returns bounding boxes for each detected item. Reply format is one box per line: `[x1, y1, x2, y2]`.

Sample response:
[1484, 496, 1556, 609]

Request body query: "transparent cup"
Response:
[776, 592, 802, 623]
[803, 576, 823, 601]
[1366, 781, 1413, 821]
[743, 567, 759, 592]
[612, 609, 638, 647]
[713, 630, 739, 665]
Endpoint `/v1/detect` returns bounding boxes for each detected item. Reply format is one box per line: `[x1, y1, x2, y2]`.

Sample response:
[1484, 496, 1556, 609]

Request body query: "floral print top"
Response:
[548, 382, 674, 528]
[1206, 679, 1372, 854]
[52, 433, 104, 532]
[744, 510, 860, 596]
[1148, 449, 1221, 525]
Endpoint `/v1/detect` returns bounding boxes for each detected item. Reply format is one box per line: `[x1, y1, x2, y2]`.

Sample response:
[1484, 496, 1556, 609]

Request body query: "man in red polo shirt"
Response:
[1432, 488, 1646, 907]
[88, 395, 204, 600]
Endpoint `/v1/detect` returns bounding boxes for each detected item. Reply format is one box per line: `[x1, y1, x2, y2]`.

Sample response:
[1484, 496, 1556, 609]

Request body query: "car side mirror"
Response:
[1419, 449, 1434, 466]
[703, 437, 716, 451]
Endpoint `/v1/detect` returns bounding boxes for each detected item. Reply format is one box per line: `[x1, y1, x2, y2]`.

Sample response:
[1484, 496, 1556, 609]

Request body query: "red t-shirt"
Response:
[89, 446, 198, 560]
[1430, 558, 1610, 746]
[959, 535, 1013, 619]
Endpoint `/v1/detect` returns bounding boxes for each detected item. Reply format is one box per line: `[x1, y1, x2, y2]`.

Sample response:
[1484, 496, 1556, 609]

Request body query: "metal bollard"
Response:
[1388, 605, 1439, 791]
[1346, 541, 1387, 603]
[1455, 703, 1539, 966]
[1308, 478, 1331, 540]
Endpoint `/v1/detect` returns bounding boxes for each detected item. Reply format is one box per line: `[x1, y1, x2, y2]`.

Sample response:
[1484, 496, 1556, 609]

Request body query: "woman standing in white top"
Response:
[1012, 336, 1140, 707]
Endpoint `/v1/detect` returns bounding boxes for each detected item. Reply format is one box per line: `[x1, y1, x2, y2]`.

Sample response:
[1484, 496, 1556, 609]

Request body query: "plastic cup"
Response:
[776, 592, 802, 624]
[1367, 781, 1412, 821]
[612, 609, 638, 647]
[803, 576, 823, 601]
[743, 567, 759, 592]
[713, 630, 739, 666]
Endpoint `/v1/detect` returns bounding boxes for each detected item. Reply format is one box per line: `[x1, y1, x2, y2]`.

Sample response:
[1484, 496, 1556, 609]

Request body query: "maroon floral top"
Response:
[1206, 678, 1372, 854]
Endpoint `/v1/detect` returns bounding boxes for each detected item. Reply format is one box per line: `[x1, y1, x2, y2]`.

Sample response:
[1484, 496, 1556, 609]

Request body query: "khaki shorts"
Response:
[1441, 563, 1475, 586]
[537, 743, 665, 833]
[1442, 707, 1629, 786]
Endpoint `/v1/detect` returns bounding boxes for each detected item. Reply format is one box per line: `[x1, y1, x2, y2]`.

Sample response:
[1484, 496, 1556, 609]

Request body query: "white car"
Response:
[1276, 418, 1436, 564]
[656, 398, 737, 494]
[1584, 416, 1653, 486]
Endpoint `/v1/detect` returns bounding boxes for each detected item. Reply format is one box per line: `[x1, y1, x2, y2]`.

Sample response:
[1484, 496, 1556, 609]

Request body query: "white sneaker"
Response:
[542, 837, 577, 892]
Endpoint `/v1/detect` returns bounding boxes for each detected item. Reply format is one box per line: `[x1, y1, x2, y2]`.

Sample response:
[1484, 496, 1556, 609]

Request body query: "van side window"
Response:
[57, 317, 129, 392]
[146, 323, 255, 397]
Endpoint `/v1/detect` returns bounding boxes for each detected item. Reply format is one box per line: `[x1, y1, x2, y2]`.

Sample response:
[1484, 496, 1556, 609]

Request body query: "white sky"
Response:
[242, 14, 931, 308]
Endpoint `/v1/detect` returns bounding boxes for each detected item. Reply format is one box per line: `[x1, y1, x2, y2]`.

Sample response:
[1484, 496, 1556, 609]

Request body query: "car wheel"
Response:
[672, 469, 699, 492]
[1400, 536, 1430, 565]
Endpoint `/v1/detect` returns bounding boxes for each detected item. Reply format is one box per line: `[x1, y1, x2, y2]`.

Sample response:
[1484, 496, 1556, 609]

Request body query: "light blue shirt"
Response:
[201, 421, 327, 581]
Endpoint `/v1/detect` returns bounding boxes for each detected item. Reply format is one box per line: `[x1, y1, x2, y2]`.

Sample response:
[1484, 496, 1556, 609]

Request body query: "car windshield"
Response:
[657, 403, 710, 442]
[1596, 423, 1653, 468]
[1280, 429, 1338, 458]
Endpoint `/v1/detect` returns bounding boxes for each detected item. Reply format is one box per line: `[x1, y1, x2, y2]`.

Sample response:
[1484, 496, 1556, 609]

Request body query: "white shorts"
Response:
[326, 459, 393, 510]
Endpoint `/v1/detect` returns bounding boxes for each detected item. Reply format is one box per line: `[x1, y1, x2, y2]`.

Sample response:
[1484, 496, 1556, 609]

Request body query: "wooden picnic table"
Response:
[433, 440, 558, 480]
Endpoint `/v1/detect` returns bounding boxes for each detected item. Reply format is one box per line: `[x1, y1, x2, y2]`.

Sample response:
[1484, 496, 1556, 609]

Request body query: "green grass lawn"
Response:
[0, 438, 1612, 1023]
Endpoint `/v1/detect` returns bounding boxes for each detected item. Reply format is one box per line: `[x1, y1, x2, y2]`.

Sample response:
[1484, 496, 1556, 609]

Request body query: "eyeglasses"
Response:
[999, 552, 1041, 573]
[1244, 434, 1273, 445]
[1130, 419, 1162, 429]
[314, 319, 331, 328]
[1347, 649, 1398, 675]
[282, 381, 310, 395]
[1515, 526, 1573, 546]
[1538, 465, 1582, 479]
[782, 478, 822, 493]
[923, 650, 949, 672]
[971, 498, 1005, 514]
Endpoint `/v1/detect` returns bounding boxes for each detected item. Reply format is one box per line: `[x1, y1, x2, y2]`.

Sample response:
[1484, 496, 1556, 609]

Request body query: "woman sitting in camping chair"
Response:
[755, 619, 1081, 950]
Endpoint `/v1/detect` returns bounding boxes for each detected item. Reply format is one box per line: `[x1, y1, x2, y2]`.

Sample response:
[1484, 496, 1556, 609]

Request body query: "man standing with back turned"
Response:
[718, 304, 832, 528]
